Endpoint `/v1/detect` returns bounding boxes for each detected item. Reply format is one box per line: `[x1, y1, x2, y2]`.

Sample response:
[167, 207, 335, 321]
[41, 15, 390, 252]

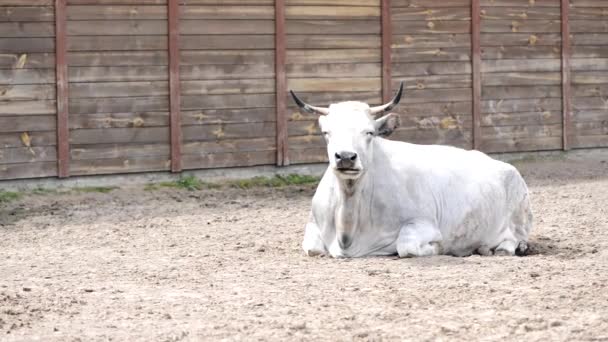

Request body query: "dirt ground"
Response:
[1, 153, 608, 341]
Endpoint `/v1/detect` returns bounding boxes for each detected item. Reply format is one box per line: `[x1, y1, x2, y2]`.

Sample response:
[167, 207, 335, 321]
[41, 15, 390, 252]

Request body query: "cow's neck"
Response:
[334, 173, 372, 237]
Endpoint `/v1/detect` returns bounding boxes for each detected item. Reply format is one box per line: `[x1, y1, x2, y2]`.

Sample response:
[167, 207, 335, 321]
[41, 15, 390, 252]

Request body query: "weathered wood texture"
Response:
[64, 0, 171, 176]
[390, 0, 474, 149]
[479, 0, 564, 153]
[569, 0, 608, 149]
[0, 2, 57, 180]
[286, 2, 382, 164]
[178, 2, 277, 170]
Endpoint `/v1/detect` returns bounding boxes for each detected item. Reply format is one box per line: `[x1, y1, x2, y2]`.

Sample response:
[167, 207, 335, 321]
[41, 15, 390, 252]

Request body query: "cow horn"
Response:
[290, 90, 330, 115]
[370, 81, 404, 116]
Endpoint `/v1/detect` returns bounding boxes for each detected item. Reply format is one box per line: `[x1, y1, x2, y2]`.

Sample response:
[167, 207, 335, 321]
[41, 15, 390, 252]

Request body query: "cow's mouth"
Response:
[336, 168, 360, 174]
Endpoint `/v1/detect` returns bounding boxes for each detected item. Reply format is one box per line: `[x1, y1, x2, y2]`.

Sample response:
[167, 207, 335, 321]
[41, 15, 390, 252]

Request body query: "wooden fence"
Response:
[1, 0, 607, 180]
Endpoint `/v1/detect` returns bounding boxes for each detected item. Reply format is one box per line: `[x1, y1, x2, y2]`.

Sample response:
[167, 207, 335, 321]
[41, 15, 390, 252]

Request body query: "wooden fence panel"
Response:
[286, 1, 382, 164]
[479, 0, 563, 153]
[570, 0, 608, 148]
[389, 0, 473, 149]
[179, 2, 277, 170]
[0, 1, 57, 180]
[66, 0, 170, 176]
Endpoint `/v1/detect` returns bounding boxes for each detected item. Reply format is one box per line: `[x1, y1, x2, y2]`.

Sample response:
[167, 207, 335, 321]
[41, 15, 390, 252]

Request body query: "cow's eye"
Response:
[365, 131, 374, 137]
[322, 131, 330, 137]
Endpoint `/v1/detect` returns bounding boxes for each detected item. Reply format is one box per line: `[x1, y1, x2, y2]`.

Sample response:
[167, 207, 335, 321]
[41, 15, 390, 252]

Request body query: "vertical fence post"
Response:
[471, 0, 482, 151]
[55, 0, 69, 178]
[381, 0, 392, 103]
[168, 0, 182, 172]
[275, 0, 288, 166]
[561, 0, 572, 151]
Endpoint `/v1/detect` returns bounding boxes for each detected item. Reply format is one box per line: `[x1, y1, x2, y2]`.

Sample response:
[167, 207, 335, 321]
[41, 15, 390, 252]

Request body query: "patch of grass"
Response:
[30, 187, 57, 195]
[73, 186, 117, 194]
[145, 176, 220, 191]
[0, 191, 21, 203]
[228, 174, 319, 189]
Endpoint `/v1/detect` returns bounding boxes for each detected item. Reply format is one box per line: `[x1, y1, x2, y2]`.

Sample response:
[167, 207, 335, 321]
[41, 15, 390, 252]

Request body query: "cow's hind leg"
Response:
[302, 221, 326, 257]
[397, 220, 443, 258]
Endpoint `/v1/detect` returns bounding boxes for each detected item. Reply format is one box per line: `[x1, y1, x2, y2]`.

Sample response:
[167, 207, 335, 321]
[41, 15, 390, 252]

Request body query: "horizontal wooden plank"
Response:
[69, 97, 168, 114]
[570, 135, 608, 149]
[390, 127, 472, 145]
[181, 94, 275, 110]
[570, 7, 608, 20]
[286, 6, 380, 19]
[182, 150, 275, 170]
[70, 143, 169, 160]
[0, 84, 55, 101]
[181, 35, 273, 50]
[393, 20, 470, 34]
[573, 84, 608, 97]
[0, 69, 55, 85]
[570, 0, 608, 6]
[572, 96, 608, 110]
[286, 20, 380, 35]
[181, 5, 274, 19]
[286, 63, 380, 77]
[70, 127, 169, 144]
[480, 7, 560, 20]
[69, 81, 168, 98]
[0, 146, 56, 164]
[182, 137, 276, 155]
[572, 110, 608, 122]
[0, 100, 56, 115]
[572, 46, 608, 59]
[67, 5, 167, 20]
[480, 137, 562, 153]
[392, 61, 471, 76]
[573, 121, 608, 136]
[392, 101, 472, 116]
[482, 111, 562, 126]
[0, 22, 55, 38]
[181, 79, 275, 95]
[287, 0, 379, 5]
[0, 38, 54, 53]
[183, 122, 276, 141]
[68, 0, 167, 4]
[182, 108, 275, 125]
[482, 72, 561, 86]
[68, 51, 167, 67]
[481, 45, 560, 59]
[481, 123, 562, 140]
[70, 112, 169, 129]
[287, 35, 381, 49]
[481, 19, 560, 33]
[182, 19, 274, 35]
[0, 131, 56, 148]
[571, 20, 608, 34]
[482, 98, 562, 113]
[287, 147, 327, 164]
[481, 58, 560, 72]
[572, 34, 608, 46]
[288, 135, 324, 149]
[480, 0, 559, 6]
[391, 34, 470, 48]
[181, 50, 273, 65]
[181, 64, 274, 80]
[392, 75, 472, 89]
[391, 8, 470, 21]
[0, 115, 55, 133]
[68, 36, 167, 51]
[0, 161, 56, 180]
[482, 85, 561, 100]
[392, 0, 471, 7]
[391, 47, 471, 62]
[0, 53, 54, 69]
[399, 88, 471, 103]
[0, 6, 54, 22]
[480, 33, 561, 46]
[287, 49, 380, 64]
[70, 156, 170, 176]
[285, 91, 381, 109]
[572, 71, 608, 85]
[68, 66, 168, 82]
[67, 20, 167, 36]
[287, 77, 381, 92]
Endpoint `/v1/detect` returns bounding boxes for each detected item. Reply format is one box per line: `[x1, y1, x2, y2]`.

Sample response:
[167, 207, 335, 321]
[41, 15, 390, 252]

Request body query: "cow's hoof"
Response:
[397, 241, 441, 258]
[476, 245, 493, 256]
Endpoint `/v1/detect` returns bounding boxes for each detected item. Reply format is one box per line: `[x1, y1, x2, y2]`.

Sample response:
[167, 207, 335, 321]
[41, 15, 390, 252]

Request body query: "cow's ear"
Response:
[374, 113, 400, 137]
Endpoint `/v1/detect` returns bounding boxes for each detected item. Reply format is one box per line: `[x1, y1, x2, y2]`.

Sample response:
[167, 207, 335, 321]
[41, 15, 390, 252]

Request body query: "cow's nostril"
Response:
[350, 153, 357, 161]
[335, 152, 341, 160]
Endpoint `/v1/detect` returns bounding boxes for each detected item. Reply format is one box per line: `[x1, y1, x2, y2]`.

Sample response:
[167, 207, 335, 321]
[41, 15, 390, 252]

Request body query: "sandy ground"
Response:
[1, 153, 608, 341]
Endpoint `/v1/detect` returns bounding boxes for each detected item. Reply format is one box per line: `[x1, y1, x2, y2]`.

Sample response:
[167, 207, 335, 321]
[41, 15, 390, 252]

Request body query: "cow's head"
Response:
[290, 83, 403, 180]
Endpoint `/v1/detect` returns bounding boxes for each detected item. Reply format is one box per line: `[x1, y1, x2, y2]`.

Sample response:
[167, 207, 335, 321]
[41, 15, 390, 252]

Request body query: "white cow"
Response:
[290, 83, 532, 258]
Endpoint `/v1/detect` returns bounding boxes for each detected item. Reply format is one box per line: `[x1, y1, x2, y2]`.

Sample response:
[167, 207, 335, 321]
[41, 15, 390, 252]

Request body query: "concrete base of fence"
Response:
[2, 148, 607, 191]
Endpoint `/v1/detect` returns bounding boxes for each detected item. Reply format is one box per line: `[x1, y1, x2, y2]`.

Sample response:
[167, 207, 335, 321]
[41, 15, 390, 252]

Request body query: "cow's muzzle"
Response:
[338, 233, 352, 250]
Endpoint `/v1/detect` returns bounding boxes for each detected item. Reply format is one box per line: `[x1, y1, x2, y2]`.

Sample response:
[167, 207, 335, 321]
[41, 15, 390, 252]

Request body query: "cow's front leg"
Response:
[397, 220, 443, 257]
[302, 221, 327, 257]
